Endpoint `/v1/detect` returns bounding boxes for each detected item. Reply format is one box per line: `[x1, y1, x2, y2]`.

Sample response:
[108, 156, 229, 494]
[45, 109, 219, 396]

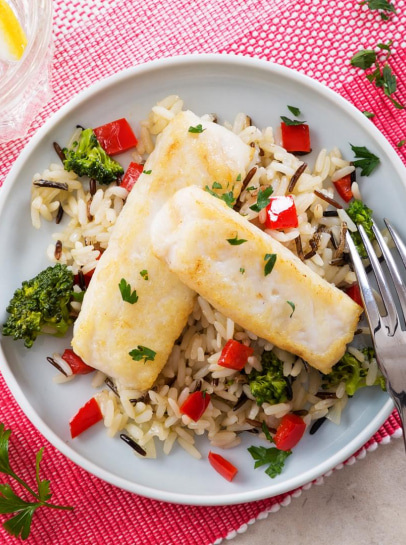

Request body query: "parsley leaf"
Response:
[350, 49, 377, 69]
[287, 301, 296, 318]
[359, 0, 397, 20]
[212, 181, 222, 189]
[129, 345, 156, 363]
[140, 269, 149, 280]
[397, 139, 405, 148]
[362, 110, 375, 118]
[264, 253, 277, 276]
[0, 423, 73, 540]
[143, 169, 152, 175]
[247, 445, 292, 478]
[350, 144, 380, 176]
[287, 105, 301, 117]
[188, 124, 205, 134]
[249, 186, 273, 212]
[119, 278, 139, 304]
[239, 267, 245, 274]
[227, 233, 248, 246]
[204, 185, 236, 208]
[280, 116, 306, 126]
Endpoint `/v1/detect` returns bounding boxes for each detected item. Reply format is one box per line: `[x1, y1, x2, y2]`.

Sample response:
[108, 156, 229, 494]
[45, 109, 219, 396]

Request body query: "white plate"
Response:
[0, 54, 401, 506]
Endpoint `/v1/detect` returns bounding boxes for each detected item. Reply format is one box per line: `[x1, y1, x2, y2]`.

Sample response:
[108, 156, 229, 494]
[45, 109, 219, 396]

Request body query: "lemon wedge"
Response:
[0, 0, 27, 62]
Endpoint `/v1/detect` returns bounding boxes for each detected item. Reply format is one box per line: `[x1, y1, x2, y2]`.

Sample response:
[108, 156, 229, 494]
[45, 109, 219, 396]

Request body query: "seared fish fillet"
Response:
[72, 110, 254, 390]
[151, 186, 363, 374]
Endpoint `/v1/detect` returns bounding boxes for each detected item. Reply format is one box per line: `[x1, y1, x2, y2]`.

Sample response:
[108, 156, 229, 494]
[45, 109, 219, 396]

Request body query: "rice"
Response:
[30, 95, 383, 461]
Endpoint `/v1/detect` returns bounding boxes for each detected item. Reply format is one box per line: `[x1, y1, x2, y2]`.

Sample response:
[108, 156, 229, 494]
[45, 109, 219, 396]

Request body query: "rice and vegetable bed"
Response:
[3, 95, 387, 480]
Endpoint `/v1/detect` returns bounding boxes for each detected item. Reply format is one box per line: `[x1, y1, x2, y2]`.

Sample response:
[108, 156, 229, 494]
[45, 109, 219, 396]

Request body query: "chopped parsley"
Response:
[143, 169, 152, 175]
[362, 110, 375, 118]
[129, 345, 156, 363]
[226, 233, 248, 246]
[249, 186, 273, 212]
[240, 267, 245, 274]
[280, 116, 306, 126]
[397, 139, 405, 148]
[236, 173, 242, 181]
[350, 144, 380, 176]
[188, 124, 205, 133]
[212, 181, 222, 189]
[287, 301, 296, 318]
[264, 253, 277, 276]
[119, 278, 138, 304]
[248, 424, 291, 478]
[140, 269, 149, 280]
[287, 105, 301, 117]
[204, 185, 236, 208]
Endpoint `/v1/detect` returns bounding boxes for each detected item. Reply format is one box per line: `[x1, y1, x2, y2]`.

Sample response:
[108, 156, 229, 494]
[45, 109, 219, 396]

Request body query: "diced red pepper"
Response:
[333, 174, 353, 203]
[61, 349, 95, 375]
[94, 118, 138, 156]
[273, 413, 306, 451]
[281, 122, 311, 154]
[208, 451, 238, 482]
[265, 195, 298, 230]
[345, 283, 363, 308]
[120, 162, 144, 192]
[69, 397, 103, 439]
[218, 339, 254, 371]
[179, 391, 211, 422]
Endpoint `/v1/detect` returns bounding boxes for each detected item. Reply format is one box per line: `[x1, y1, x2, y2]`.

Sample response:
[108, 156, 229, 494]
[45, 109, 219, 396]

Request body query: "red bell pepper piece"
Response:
[208, 451, 238, 482]
[273, 413, 306, 451]
[179, 391, 211, 422]
[218, 339, 254, 371]
[265, 195, 298, 230]
[333, 174, 353, 203]
[94, 118, 138, 156]
[345, 283, 363, 308]
[120, 162, 144, 192]
[69, 397, 103, 439]
[61, 349, 95, 375]
[281, 122, 311, 154]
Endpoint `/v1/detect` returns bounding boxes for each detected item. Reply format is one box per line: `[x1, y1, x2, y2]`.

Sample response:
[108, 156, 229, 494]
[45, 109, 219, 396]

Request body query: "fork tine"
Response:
[357, 224, 399, 334]
[377, 219, 406, 317]
[346, 231, 381, 330]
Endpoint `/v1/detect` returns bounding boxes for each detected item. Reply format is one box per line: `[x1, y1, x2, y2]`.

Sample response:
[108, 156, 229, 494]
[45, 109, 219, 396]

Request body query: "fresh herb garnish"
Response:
[264, 253, 277, 276]
[350, 144, 380, 176]
[359, 0, 396, 20]
[280, 116, 306, 126]
[143, 169, 152, 175]
[246, 186, 256, 191]
[249, 186, 273, 212]
[140, 269, 149, 280]
[350, 41, 404, 109]
[239, 267, 245, 274]
[119, 278, 138, 304]
[397, 139, 406, 148]
[287, 105, 301, 117]
[129, 345, 156, 363]
[226, 233, 248, 246]
[188, 124, 205, 134]
[362, 110, 375, 118]
[236, 173, 242, 181]
[212, 181, 222, 189]
[0, 423, 73, 540]
[204, 185, 236, 208]
[287, 301, 296, 318]
[247, 444, 291, 478]
[71, 291, 85, 303]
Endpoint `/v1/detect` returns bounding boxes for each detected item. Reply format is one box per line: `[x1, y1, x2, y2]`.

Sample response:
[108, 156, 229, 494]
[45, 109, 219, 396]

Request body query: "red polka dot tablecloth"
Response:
[0, 1, 405, 543]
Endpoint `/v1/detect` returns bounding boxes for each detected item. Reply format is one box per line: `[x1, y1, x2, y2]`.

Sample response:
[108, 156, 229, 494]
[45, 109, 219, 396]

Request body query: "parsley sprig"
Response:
[226, 233, 248, 246]
[350, 144, 380, 176]
[350, 41, 404, 109]
[119, 278, 139, 304]
[204, 185, 236, 208]
[129, 345, 156, 363]
[359, 0, 396, 21]
[0, 423, 73, 540]
[249, 186, 273, 213]
[247, 423, 291, 478]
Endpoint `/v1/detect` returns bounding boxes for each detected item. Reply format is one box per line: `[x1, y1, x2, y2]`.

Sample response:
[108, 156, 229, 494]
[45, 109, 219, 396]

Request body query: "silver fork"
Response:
[346, 219, 406, 449]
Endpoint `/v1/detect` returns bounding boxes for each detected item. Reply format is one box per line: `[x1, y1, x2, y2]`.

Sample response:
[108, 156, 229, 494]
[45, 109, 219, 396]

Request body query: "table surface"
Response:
[233, 437, 406, 545]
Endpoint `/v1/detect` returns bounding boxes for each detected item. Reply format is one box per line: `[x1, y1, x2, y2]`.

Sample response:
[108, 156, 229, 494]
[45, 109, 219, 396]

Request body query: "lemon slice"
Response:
[0, 0, 27, 62]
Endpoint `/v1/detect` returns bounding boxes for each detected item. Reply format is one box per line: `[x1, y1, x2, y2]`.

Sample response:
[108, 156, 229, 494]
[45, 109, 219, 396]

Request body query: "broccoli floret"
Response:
[346, 199, 374, 259]
[63, 128, 124, 185]
[322, 348, 386, 397]
[2, 264, 75, 348]
[248, 351, 291, 406]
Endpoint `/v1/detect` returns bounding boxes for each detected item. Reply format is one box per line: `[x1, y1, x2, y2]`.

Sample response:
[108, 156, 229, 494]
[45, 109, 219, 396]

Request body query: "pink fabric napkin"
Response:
[1, 1, 405, 543]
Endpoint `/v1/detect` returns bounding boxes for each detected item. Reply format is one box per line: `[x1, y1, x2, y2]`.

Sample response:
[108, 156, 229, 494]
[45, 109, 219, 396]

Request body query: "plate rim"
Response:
[0, 53, 398, 505]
